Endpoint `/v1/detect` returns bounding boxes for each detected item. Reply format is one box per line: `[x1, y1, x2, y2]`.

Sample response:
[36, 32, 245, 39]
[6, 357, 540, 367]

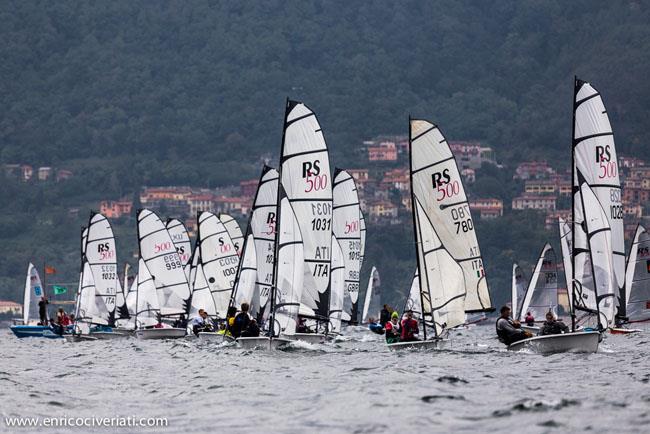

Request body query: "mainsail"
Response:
[137, 209, 190, 317]
[248, 166, 279, 318]
[332, 169, 362, 324]
[623, 225, 650, 323]
[166, 218, 192, 268]
[328, 235, 345, 334]
[198, 211, 239, 318]
[412, 196, 466, 336]
[271, 192, 305, 336]
[220, 214, 244, 256]
[511, 263, 526, 319]
[518, 244, 559, 321]
[75, 261, 109, 334]
[84, 212, 120, 324]
[134, 258, 161, 328]
[361, 266, 381, 323]
[231, 231, 258, 308]
[409, 119, 492, 313]
[188, 258, 218, 319]
[23, 263, 44, 324]
[404, 269, 422, 318]
[558, 217, 574, 309]
[279, 100, 333, 321]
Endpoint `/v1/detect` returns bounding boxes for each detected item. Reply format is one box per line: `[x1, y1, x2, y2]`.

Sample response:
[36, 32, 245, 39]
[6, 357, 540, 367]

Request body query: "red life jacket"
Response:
[400, 318, 419, 340]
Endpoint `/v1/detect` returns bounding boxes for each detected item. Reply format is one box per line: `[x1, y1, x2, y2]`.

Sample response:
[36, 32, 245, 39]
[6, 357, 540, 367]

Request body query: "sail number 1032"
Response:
[450, 204, 474, 234]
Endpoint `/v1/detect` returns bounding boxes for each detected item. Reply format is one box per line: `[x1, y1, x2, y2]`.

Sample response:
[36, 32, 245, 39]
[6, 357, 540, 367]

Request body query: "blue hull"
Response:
[10, 325, 63, 339]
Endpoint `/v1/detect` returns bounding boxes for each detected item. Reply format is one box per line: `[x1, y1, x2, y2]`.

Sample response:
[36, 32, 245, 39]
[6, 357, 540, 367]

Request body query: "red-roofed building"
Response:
[381, 168, 409, 191]
[100, 200, 133, 219]
[512, 195, 556, 211]
[240, 179, 259, 197]
[514, 161, 556, 180]
[188, 193, 215, 216]
[368, 142, 397, 161]
[0, 300, 22, 315]
[469, 198, 503, 219]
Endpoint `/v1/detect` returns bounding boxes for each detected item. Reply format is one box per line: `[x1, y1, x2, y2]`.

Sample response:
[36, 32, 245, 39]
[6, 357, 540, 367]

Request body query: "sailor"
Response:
[385, 311, 401, 344]
[539, 311, 569, 336]
[38, 296, 49, 325]
[232, 303, 252, 338]
[524, 311, 535, 326]
[380, 304, 391, 325]
[400, 310, 419, 342]
[496, 306, 530, 345]
[56, 308, 71, 327]
[242, 318, 261, 337]
[190, 309, 211, 336]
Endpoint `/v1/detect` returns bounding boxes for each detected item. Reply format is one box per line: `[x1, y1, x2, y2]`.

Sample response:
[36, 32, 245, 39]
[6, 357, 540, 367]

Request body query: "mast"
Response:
[571, 76, 578, 332]
[269, 98, 292, 338]
[409, 117, 428, 339]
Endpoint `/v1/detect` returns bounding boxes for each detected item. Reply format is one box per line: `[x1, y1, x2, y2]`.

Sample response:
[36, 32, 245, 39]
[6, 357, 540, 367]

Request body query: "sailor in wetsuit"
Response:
[496, 305, 531, 345]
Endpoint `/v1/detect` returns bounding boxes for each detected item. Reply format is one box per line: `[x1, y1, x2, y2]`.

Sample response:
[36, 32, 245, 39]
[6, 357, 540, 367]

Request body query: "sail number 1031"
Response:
[450, 204, 474, 234]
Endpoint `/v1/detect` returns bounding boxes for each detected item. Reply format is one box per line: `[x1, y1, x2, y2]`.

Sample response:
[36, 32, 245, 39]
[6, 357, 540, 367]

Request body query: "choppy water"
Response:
[1, 325, 649, 433]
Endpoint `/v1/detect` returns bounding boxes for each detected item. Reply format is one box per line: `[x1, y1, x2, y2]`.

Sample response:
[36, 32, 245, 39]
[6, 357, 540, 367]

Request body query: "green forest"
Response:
[1, 1, 649, 309]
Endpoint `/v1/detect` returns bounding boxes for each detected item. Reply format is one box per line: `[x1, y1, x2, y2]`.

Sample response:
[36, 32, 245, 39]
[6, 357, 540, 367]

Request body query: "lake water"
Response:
[1, 325, 648, 433]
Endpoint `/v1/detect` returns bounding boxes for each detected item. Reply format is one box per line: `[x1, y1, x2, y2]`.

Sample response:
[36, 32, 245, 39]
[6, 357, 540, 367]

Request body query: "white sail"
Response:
[188, 257, 217, 319]
[249, 166, 279, 317]
[75, 261, 110, 333]
[137, 209, 190, 316]
[328, 235, 345, 334]
[624, 225, 650, 323]
[361, 266, 381, 323]
[220, 214, 244, 256]
[579, 183, 617, 327]
[573, 79, 625, 304]
[23, 263, 44, 324]
[166, 219, 192, 268]
[558, 217, 574, 309]
[84, 212, 120, 323]
[272, 193, 304, 335]
[413, 197, 466, 335]
[280, 100, 333, 320]
[232, 232, 258, 308]
[198, 211, 239, 318]
[124, 275, 137, 318]
[409, 119, 491, 313]
[404, 269, 422, 318]
[332, 169, 363, 324]
[134, 258, 161, 328]
[518, 244, 559, 321]
[511, 263, 526, 319]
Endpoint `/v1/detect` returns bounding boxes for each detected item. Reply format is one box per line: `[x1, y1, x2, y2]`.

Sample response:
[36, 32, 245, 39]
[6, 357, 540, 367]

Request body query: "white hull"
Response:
[91, 331, 130, 340]
[113, 327, 136, 337]
[236, 337, 292, 350]
[64, 334, 99, 343]
[284, 333, 326, 344]
[508, 331, 600, 354]
[135, 328, 187, 340]
[198, 332, 235, 343]
[387, 339, 448, 352]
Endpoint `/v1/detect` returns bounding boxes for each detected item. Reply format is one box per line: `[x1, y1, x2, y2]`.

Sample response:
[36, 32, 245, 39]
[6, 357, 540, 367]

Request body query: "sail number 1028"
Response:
[450, 204, 474, 234]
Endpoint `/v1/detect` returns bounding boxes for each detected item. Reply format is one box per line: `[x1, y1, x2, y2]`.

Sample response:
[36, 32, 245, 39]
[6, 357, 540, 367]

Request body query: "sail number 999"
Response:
[450, 204, 474, 234]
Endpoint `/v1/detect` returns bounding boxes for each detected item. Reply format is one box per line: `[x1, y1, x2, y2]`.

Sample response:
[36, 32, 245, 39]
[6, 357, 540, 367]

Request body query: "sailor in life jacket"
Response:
[496, 306, 529, 345]
[400, 310, 419, 342]
[385, 311, 401, 343]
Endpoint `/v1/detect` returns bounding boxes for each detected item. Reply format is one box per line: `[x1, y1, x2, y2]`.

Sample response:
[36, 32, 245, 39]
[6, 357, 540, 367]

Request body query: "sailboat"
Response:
[134, 209, 190, 339]
[332, 169, 363, 326]
[511, 263, 526, 323]
[235, 187, 300, 350]
[65, 260, 111, 342]
[361, 266, 381, 327]
[509, 78, 613, 353]
[389, 118, 492, 351]
[516, 244, 560, 333]
[277, 99, 333, 343]
[166, 218, 192, 272]
[612, 225, 649, 333]
[10, 263, 54, 338]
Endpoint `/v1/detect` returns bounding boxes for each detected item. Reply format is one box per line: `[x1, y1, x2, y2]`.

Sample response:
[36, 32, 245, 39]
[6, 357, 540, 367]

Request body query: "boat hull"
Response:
[135, 328, 187, 340]
[387, 339, 448, 351]
[91, 331, 130, 340]
[284, 333, 326, 344]
[10, 325, 51, 338]
[236, 337, 292, 350]
[521, 325, 540, 334]
[64, 334, 99, 343]
[609, 327, 642, 335]
[508, 331, 600, 354]
[198, 332, 235, 343]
